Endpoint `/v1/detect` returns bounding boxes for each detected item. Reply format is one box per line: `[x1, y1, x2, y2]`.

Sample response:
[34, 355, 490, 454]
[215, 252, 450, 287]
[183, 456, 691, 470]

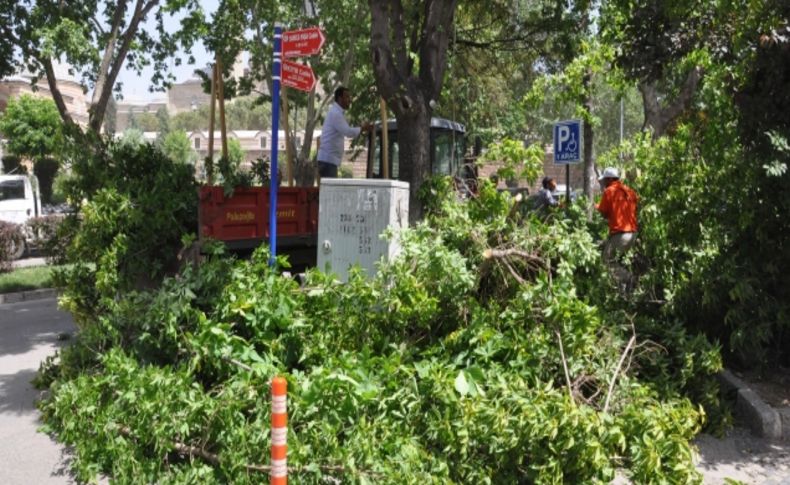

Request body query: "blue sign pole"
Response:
[269, 24, 282, 267]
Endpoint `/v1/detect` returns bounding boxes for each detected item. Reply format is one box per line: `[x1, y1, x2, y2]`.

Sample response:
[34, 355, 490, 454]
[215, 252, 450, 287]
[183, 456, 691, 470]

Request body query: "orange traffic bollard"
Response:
[271, 376, 288, 485]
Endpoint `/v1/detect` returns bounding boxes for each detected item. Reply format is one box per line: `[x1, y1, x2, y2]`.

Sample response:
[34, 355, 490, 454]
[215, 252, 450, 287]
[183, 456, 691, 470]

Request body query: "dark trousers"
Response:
[318, 161, 338, 178]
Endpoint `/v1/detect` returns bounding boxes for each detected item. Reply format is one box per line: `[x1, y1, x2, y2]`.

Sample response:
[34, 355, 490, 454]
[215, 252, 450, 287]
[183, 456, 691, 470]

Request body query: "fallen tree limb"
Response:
[556, 331, 574, 403]
[603, 334, 637, 414]
[119, 426, 371, 476]
[482, 248, 547, 270]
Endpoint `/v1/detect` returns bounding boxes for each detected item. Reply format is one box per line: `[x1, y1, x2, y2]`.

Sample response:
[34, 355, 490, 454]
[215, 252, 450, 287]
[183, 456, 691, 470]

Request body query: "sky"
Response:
[116, 0, 220, 100]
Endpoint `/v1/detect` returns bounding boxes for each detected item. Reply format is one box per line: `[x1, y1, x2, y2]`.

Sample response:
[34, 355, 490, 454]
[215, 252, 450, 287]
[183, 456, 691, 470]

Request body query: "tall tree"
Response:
[0, 94, 63, 162]
[7, 0, 206, 134]
[601, 0, 712, 138]
[207, 0, 372, 186]
[369, 0, 459, 222]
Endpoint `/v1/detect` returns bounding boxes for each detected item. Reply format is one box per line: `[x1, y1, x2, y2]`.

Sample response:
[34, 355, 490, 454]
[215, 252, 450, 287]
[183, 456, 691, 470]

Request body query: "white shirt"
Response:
[317, 102, 360, 166]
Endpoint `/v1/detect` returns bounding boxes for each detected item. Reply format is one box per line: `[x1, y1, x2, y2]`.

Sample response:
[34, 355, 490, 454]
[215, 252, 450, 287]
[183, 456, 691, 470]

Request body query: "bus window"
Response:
[433, 130, 462, 176]
[372, 132, 400, 179]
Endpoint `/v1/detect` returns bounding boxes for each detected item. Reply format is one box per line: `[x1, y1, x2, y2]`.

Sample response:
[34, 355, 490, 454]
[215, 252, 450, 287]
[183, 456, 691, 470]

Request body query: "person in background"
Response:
[596, 167, 639, 289]
[535, 176, 559, 211]
[316, 87, 372, 178]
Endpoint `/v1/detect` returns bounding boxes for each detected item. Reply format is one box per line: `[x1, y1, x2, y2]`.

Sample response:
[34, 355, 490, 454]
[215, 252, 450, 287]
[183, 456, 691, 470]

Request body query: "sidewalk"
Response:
[0, 298, 77, 484]
[11, 256, 47, 270]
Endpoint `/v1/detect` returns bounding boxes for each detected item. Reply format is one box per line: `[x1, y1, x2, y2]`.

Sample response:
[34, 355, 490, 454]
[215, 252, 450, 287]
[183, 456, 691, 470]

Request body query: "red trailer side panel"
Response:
[199, 186, 319, 242]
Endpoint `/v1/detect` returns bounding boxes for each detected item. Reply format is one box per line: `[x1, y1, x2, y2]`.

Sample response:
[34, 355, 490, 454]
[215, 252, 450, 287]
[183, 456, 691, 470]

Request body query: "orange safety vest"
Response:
[596, 180, 639, 234]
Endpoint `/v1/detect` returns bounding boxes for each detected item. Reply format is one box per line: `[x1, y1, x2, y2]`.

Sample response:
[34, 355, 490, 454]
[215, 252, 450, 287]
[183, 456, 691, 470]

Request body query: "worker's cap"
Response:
[598, 167, 620, 181]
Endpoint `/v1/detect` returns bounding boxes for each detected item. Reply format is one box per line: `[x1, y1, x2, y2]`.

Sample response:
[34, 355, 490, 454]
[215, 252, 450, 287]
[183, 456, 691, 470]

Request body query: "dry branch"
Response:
[119, 426, 368, 476]
[556, 331, 574, 403]
[603, 334, 637, 414]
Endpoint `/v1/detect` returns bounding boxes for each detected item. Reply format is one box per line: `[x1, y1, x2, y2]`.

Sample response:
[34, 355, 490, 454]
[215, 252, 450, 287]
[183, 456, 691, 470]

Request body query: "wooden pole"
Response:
[380, 97, 389, 179]
[207, 63, 217, 184]
[217, 57, 228, 160]
[282, 88, 294, 186]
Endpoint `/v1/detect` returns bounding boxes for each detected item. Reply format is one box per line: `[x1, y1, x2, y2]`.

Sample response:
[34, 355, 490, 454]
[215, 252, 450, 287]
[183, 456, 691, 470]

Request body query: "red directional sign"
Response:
[282, 26, 326, 58]
[281, 60, 317, 92]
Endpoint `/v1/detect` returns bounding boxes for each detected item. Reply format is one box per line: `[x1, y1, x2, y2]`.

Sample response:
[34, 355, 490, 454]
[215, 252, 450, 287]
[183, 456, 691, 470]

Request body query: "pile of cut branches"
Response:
[39, 179, 722, 484]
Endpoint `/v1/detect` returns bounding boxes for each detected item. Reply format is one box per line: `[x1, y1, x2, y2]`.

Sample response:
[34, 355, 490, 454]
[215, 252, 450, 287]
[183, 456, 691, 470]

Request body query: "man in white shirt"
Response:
[317, 87, 372, 178]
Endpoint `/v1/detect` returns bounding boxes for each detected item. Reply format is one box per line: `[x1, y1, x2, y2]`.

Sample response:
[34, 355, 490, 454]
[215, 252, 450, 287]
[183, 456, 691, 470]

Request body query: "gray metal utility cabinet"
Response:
[317, 179, 409, 282]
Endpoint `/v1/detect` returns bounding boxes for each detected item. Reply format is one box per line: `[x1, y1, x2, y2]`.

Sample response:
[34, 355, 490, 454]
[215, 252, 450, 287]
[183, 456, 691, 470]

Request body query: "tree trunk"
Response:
[394, 102, 431, 223]
[640, 66, 703, 138]
[41, 58, 76, 130]
[369, 0, 457, 223]
[90, 0, 128, 129]
[89, 0, 159, 133]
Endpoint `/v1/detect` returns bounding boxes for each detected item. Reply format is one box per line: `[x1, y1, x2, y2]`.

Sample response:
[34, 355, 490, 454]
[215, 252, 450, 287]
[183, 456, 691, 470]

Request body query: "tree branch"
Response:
[118, 426, 376, 476]
[389, 0, 409, 78]
[41, 58, 77, 129]
[640, 66, 703, 138]
[419, 0, 458, 99]
[90, 0, 160, 132]
[603, 334, 636, 414]
[556, 331, 574, 402]
[369, 0, 405, 102]
[90, 0, 129, 119]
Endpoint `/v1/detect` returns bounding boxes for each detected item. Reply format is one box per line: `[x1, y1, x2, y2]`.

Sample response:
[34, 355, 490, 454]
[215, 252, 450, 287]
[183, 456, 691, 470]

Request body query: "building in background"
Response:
[114, 55, 249, 132]
[0, 60, 90, 127]
[125, 130, 368, 179]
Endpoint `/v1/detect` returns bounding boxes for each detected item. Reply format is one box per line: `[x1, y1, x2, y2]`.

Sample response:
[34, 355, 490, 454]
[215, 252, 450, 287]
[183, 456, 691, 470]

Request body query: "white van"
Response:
[0, 174, 41, 259]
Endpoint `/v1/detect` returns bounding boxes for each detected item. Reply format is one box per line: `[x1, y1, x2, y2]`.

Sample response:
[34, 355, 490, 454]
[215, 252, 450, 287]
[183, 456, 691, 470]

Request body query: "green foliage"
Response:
[597, 0, 790, 367]
[0, 263, 58, 293]
[168, 96, 272, 133]
[54, 138, 197, 326]
[481, 138, 543, 186]
[117, 128, 145, 148]
[339, 165, 354, 178]
[160, 130, 197, 166]
[7, 0, 207, 131]
[215, 138, 255, 194]
[41, 180, 721, 483]
[0, 94, 63, 161]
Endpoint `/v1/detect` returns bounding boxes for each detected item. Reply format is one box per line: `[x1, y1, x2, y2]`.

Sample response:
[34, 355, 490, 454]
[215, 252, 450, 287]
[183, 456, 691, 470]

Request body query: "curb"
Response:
[718, 369, 789, 441]
[0, 288, 58, 305]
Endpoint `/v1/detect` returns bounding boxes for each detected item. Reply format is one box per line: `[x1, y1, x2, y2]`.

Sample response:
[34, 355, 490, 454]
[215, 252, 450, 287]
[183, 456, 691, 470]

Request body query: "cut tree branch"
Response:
[118, 426, 377, 477]
[556, 331, 574, 402]
[603, 334, 637, 414]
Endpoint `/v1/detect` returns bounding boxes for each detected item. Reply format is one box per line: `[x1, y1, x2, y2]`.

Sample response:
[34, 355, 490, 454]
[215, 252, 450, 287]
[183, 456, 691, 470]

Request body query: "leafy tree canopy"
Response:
[0, 94, 64, 161]
[6, 0, 207, 133]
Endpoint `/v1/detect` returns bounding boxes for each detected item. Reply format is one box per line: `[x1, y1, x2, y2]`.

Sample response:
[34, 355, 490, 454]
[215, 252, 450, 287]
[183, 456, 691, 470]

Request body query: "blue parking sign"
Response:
[553, 120, 582, 164]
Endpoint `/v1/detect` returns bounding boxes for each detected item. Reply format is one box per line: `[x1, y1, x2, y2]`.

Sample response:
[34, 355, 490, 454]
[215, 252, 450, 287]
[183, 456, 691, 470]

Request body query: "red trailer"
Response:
[198, 186, 319, 266]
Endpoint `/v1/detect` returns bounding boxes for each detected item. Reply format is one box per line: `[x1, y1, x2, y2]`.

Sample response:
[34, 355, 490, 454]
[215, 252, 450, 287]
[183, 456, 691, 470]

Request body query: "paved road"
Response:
[0, 298, 77, 484]
[696, 428, 790, 484]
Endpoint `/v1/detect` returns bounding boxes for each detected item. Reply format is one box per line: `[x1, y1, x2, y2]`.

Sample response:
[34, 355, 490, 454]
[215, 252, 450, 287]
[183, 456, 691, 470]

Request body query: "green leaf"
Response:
[454, 371, 469, 396]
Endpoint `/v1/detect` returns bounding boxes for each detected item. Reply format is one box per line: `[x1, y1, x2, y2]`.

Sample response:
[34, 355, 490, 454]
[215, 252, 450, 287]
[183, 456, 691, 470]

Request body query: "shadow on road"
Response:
[0, 300, 73, 357]
[0, 368, 40, 415]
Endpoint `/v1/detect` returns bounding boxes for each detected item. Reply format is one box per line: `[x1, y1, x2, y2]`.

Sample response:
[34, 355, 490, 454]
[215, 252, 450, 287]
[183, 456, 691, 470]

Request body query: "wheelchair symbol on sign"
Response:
[557, 125, 577, 153]
[566, 132, 578, 152]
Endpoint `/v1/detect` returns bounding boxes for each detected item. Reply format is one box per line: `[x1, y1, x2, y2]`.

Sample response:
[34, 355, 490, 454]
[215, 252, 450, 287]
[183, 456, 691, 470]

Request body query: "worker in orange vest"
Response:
[596, 167, 639, 289]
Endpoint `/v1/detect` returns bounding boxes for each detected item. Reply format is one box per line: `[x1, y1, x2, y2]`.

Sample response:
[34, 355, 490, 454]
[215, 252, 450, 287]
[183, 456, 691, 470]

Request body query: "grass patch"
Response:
[0, 265, 58, 294]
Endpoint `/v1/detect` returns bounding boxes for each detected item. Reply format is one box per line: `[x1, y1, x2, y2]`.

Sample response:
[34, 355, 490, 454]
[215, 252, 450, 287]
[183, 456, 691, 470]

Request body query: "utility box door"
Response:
[317, 179, 409, 281]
